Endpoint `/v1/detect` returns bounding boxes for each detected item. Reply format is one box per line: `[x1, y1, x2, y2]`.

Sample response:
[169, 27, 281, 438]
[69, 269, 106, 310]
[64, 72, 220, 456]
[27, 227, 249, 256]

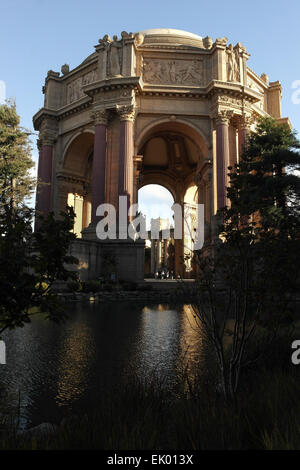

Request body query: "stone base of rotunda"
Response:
[68, 229, 145, 282]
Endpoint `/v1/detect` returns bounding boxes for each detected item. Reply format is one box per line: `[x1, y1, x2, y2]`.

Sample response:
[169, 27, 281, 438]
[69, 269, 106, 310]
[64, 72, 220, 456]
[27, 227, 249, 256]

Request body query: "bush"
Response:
[35, 282, 50, 294]
[66, 280, 81, 292]
[81, 280, 102, 293]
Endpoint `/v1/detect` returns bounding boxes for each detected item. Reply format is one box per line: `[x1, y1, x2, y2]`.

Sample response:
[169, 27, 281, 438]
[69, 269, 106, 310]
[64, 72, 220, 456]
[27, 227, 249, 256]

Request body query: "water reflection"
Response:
[127, 305, 181, 387]
[0, 302, 209, 428]
[55, 322, 95, 406]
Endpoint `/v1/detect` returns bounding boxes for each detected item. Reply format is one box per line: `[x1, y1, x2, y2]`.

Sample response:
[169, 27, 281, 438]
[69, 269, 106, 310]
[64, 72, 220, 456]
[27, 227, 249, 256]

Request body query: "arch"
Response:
[62, 129, 95, 168]
[138, 172, 177, 201]
[136, 117, 209, 159]
[59, 130, 95, 238]
[138, 184, 175, 277]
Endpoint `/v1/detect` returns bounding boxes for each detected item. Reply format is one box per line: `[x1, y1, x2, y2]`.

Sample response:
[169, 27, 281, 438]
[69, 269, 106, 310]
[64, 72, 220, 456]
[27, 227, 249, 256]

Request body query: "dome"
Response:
[138, 28, 204, 48]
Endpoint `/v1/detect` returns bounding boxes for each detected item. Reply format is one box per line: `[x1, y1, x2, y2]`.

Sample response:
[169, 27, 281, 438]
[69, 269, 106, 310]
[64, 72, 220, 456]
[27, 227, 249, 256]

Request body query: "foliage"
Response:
[0, 102, 78, 335]
[81, 280, 102, 293]
[0, 207, 78, 335]
[190, 117, 300, 400]
[0, 101, 35, 209]
[66, 280, 82, 293]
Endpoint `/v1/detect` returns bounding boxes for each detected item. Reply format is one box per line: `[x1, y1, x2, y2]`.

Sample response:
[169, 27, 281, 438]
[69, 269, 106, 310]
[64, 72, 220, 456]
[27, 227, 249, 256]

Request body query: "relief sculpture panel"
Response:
[66, 69, 97, 104]
[142, 58, 204, 86]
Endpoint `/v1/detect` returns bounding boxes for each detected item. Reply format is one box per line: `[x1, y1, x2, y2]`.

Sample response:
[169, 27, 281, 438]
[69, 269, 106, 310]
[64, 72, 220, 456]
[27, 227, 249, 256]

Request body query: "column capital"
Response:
[91, 109, 110, 126]
[116, 104, 136, 122]
[37, 139, 43, 152]
[39, 117, 58, 145]
[215, 110, 234, 126]
[39, 130, 57, 146]
[240, 113, 254, 130]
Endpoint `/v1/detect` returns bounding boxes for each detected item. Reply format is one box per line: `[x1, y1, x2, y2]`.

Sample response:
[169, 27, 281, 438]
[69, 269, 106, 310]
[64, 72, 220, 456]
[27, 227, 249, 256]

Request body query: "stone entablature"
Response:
[36, 29, 286, 130]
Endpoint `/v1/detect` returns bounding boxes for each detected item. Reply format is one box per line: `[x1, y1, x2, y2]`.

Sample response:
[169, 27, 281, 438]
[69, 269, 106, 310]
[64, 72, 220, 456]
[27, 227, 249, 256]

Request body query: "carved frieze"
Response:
[215, 94, 242, 107]
[142, 57, 204, 86]
[66, 69, 97, 104]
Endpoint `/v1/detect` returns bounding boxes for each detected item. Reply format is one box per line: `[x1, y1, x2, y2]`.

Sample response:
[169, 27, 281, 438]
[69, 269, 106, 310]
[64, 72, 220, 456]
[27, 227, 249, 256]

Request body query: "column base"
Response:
[81, 222, 98, 240]
[75, 227, 145, 282]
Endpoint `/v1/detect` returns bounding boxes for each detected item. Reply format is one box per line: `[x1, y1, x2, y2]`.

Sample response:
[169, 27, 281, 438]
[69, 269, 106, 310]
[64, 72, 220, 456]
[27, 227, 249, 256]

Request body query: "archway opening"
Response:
[138, 184, 175, 278]
[137, 120, 209, 279]
[61, 132, 94, 237]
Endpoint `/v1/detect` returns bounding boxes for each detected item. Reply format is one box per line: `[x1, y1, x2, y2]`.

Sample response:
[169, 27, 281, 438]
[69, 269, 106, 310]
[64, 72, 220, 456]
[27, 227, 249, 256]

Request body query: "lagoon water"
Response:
[0, 301, 209, 429]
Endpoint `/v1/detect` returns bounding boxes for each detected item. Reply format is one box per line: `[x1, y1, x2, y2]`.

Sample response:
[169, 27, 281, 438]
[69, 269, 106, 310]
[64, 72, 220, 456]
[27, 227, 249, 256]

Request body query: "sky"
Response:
[1, 0, 299, 217]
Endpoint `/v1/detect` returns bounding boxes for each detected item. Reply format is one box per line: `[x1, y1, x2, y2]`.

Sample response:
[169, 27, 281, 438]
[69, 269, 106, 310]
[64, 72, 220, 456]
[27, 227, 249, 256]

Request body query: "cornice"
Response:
[246, 66, 269, 89]
[46, 58, 98, 84]
[33, 98, 92, 130]
[139, 44, 211, 54]
[82, 76, 142, 97]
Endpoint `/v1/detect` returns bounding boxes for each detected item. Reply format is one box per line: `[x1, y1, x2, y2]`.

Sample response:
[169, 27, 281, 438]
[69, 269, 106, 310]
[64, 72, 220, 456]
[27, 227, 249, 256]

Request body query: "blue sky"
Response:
[1, 0, 299, 215]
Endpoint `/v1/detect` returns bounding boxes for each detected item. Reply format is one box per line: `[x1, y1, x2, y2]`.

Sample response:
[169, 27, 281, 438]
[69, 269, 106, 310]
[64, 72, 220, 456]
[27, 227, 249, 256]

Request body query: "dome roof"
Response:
[138, 28, 204, 47]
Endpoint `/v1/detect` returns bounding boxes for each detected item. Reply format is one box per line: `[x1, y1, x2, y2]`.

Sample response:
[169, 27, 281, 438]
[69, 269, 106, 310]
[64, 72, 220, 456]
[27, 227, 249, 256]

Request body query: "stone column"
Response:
[35, 130, 56, 230]
[216, 112, 231, 210]
[91, 109, 109, 224]
[116, 104, 136, 221]
[238, 115, 252, 160]
[82, 194, 92, 229]
[57, 182, 69, 214]
[174, 189, 185, 278]
[133, 155, 143, 206]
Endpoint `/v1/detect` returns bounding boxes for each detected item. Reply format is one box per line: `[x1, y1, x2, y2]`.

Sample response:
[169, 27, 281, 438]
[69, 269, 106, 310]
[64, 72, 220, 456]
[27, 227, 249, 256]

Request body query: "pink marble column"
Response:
[91, 110, 108, 223]
[216, 114, 230, 210]
[35, 138, 54, 229]
[238, 115, 251, 160]
[238, 126, 247, 159]
[117, 105, 135, 220]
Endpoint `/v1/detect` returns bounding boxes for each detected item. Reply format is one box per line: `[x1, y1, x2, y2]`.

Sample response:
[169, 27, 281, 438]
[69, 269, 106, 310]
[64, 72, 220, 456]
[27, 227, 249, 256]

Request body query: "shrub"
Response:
[66, 280, 81, 292]
[81, 280, 102, 293]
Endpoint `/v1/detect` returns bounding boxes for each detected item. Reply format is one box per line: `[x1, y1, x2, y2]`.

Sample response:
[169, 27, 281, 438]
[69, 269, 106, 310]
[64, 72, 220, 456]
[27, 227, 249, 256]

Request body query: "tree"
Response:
[227, 117, 300, 233]
[224, 117, 300, 322]
[0, 102, 78, 336]
[0, 101, 35, 211]
[190, 117, 300, 401]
